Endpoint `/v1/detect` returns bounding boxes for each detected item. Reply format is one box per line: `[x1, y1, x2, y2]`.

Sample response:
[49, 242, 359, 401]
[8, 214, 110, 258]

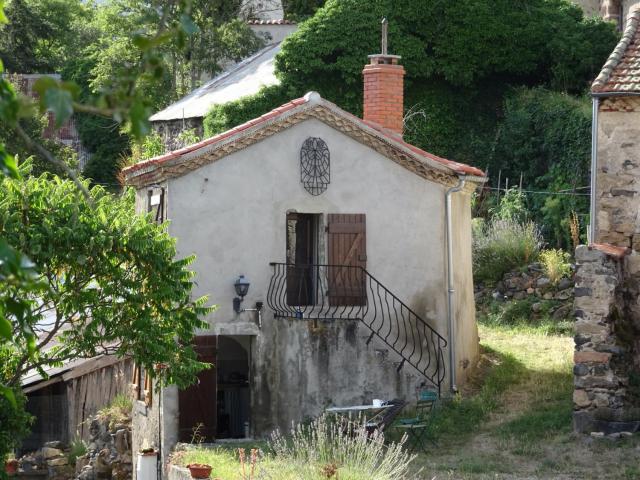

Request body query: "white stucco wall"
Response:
[168, 119, 448, 332]
[134, 117, 479, 442]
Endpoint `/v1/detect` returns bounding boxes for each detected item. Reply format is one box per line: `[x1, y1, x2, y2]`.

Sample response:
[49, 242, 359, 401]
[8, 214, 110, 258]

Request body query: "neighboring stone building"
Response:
[573, 8, 640, 434]
[150, 20, 297, 151]
[7, 73, 89, 169]
[573, 0, 640, 28]
[124, 37, 486, 477]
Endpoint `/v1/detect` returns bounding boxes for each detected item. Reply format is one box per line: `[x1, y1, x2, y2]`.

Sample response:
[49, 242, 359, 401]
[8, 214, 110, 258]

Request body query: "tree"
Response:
[0, 0, 91, 73]
[0, 166, 212, 389]
[205, 0, 617, 164]
[0, 0, 213, 450]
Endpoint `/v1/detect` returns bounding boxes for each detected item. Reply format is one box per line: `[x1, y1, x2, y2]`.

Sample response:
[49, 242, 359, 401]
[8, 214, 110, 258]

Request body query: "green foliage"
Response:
[0, 165, 213, 389]
[269, 413, 416, 479]
[0, 389, 32, 466]
[282, 0, 326, 20]
[490, 188, 528, 223]
[176, 128, 201, 148]
[489, 88, 592, 248]
[473, 219, 543, 283]
[67, 438, 87, 467]
[129, 132, 165, 165]
[429, 347, 525, 440]
[0, 87, 78, 178]
[478, 298, 573, 335]
[204, 85, 291, 137]
[539, 249, 572, 285]
[97, 394, 133, 430]
[0, 0, 92, 73]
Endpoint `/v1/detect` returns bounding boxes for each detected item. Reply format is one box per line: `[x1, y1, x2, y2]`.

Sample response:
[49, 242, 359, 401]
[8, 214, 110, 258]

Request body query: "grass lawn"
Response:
[411, 323, 640, 479]
[171, 322, 640, 480]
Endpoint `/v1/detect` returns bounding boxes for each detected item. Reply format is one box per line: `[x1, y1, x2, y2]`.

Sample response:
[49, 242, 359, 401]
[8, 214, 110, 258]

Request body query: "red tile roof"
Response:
[590, 243, 630, 259]
[247, 19, 296, 25]
[592, 8, 640, 94]
[123, 93, 485, 180]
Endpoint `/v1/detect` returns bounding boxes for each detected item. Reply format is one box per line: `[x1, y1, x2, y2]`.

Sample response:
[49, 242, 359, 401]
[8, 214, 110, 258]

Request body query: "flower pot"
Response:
[5, 459, 19, 475]
[187, 463, 212, 479]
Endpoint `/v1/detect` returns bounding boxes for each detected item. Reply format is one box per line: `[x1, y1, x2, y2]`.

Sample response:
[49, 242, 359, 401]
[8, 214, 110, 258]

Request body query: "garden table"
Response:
[325, 404, 394, 434]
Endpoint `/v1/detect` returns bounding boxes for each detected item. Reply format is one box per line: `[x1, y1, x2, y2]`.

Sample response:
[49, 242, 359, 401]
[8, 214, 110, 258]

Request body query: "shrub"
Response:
[473, 219, 543, 283]
[68, 438, 87, 467]
[490, 188, 528, 223]
[269, 413, 415, 479]
[0, 388, 32, 467]
[539, 249, 572, 285]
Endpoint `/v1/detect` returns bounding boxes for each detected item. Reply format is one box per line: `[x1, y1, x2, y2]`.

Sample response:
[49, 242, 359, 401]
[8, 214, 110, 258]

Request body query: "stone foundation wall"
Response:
[573, 245, 640, 434]
[596, 98, 640, 248]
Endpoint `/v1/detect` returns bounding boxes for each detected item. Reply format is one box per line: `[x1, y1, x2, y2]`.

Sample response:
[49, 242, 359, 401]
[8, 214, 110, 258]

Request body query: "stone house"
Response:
[573, 7, 640, 433]
[123, 39, 485, 475]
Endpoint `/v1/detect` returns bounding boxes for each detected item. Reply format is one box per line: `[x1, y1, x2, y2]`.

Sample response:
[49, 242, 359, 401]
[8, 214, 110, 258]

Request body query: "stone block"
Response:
[575, 320, 608, 336]
[574, 389, 591, 408]
[575, 375, 618, 389]
[575, 351, 612, 363]
[573, 411, 594, 433]
[576, 245, 603, 263]
[47, 458, 68, 467]
[574, 364, 590, 376]
[574, 287, 593, 297]
[594, 393, 611, 408]
[42, 448, 63, 459]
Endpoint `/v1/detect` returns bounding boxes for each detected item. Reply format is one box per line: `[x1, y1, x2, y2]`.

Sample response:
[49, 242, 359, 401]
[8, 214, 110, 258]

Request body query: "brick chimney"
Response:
[362, 19, 405, 136]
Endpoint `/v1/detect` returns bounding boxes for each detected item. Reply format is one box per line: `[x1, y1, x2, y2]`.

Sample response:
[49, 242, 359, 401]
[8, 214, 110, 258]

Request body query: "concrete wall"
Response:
[134, 116, 479, 454]
[595, 97, 640, 248]
[132, 385, 179, 480]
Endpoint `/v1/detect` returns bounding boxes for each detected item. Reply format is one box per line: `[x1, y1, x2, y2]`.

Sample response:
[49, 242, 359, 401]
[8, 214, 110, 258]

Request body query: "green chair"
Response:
[393, 389, 439, 453]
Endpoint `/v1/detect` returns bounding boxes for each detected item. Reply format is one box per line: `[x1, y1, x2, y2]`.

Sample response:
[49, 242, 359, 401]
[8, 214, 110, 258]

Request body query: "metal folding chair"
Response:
[392, 389, 438, 453]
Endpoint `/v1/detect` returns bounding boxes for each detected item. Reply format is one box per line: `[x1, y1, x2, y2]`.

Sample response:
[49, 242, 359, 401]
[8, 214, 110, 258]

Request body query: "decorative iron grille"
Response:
[300, 137, 330, 195]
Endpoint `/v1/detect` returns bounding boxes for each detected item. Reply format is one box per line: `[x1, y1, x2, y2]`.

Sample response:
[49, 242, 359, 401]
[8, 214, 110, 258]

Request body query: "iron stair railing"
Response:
[267, 263, 447, 392]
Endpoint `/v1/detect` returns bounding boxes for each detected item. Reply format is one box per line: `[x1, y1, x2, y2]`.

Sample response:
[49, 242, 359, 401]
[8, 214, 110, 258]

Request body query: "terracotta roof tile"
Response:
[123, 92, 486, 180]
[592, 8, 640, 94]
[247, 19, 296, 25]
[589, 243, 630, 259]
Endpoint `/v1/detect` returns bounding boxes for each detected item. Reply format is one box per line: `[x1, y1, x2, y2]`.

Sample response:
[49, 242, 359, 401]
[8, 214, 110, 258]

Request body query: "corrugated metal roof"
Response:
[149, 43, 282, 122]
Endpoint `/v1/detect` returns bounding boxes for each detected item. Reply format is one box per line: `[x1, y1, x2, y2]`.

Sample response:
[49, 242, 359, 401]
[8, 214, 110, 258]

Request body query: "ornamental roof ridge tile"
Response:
[592, 7, 640, 94]
[247, 19, 296, 25]
[122, 92, 485, 181]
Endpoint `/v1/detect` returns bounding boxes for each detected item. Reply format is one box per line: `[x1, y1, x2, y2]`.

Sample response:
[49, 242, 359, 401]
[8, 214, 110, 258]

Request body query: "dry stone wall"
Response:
[573, 245, 640, 435]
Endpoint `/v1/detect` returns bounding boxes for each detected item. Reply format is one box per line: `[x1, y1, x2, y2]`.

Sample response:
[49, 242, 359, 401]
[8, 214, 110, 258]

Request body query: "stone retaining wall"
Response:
[573, 244, 640, 435]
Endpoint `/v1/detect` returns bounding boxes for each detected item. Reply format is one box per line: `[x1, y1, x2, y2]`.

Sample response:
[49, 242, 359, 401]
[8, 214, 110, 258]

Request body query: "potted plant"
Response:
[186, 463, 212, 479]
[5, 458, 19, 475]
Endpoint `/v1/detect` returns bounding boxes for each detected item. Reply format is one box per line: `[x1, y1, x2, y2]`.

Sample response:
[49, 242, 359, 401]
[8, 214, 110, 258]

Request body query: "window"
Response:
[133, 363, 152, 407]
[147, 187, 165, 224]
[286, 213, 319, 306]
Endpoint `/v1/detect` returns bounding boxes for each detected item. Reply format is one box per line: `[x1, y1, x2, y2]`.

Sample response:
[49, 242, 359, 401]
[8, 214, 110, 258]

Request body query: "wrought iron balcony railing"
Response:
[267, 263, 447, 391]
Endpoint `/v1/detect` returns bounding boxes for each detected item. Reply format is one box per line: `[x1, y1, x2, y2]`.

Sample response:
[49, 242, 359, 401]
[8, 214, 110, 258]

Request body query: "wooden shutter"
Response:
[178, 336, 217, 442]
[327, 214, 367, 306]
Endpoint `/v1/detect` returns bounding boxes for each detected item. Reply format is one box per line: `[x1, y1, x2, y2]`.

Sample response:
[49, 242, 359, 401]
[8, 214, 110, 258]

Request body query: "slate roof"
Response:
[149, 42, 282, 121]
[124, 92, 486, 186]
[592, 8, 640, 94]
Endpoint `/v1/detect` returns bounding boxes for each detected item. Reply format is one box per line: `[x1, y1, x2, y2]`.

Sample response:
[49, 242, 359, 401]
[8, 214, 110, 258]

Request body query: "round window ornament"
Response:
[300, 137, 330, 196]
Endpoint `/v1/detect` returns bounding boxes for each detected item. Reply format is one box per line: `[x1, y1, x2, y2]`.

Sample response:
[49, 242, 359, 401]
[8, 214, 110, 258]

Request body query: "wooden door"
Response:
[178, 335, 217, 442]
[327, 214, 367, 306]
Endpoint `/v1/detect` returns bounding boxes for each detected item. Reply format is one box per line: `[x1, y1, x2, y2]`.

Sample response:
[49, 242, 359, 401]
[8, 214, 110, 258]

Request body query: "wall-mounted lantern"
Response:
[233, 274, 263, 327]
